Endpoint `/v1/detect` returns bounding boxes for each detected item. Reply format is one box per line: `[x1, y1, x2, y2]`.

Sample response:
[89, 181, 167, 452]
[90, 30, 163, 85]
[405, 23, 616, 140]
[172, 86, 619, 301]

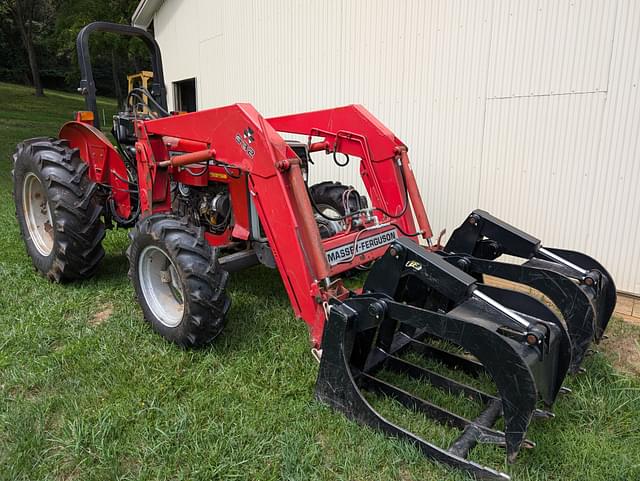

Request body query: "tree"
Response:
[0, 0, 144, 97]
[0, 0, 51, 96]
[53, 0, 145, 104]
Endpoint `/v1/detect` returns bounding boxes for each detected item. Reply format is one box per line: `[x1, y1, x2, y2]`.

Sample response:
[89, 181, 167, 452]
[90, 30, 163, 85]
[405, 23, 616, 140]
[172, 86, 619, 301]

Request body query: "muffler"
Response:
[315, 238, 571, 480]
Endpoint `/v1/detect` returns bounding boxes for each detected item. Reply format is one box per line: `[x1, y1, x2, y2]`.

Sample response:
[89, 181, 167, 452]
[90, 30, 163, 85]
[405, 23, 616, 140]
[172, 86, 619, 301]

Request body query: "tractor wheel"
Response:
[309, 181, 367, 218]
[310, 181, 372, 275]
[127, 215, 231, 347]
[12, 138, 106, 282]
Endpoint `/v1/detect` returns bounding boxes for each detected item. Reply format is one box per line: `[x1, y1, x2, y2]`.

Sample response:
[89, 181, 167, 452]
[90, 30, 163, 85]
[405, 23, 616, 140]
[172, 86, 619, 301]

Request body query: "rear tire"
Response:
[12, 138, 106, 282]
[127, 215, 231, 347]
[309, 181, 367, 216]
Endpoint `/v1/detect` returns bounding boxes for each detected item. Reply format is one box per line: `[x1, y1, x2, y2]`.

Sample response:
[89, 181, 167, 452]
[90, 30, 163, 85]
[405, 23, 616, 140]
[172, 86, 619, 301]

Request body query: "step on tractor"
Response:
[12, 22, 617, 480]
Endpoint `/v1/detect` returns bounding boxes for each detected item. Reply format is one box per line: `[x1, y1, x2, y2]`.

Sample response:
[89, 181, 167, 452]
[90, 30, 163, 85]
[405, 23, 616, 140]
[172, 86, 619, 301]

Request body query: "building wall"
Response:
[151, 0, 640, 294]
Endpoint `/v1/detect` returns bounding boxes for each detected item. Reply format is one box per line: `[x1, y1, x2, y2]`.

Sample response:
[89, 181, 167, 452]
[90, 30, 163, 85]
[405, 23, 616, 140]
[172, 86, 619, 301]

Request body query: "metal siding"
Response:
[592, 0, 640, 294]
[479, 92, 608, 251]
[487, 0, 616, 98]
[151, 0, 639, 294]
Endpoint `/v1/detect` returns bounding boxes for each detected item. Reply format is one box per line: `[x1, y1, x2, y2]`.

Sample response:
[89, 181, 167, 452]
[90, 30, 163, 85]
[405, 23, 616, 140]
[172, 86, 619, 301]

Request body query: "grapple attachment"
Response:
[316, 238, 571, 480]
[444, 210, 617, 372]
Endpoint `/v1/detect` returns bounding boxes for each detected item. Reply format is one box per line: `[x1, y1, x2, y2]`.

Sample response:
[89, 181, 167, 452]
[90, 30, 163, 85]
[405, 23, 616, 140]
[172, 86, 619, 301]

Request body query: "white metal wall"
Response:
[151, 0, 640, 294]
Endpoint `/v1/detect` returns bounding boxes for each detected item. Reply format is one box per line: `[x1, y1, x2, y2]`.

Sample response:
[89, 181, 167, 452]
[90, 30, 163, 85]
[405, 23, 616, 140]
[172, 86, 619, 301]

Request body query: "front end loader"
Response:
[11, 22, 617, 480]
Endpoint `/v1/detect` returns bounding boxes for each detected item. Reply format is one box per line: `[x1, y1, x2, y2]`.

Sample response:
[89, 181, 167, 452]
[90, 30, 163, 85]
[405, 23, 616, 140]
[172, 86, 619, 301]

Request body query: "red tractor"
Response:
[12, 22, 617, 480]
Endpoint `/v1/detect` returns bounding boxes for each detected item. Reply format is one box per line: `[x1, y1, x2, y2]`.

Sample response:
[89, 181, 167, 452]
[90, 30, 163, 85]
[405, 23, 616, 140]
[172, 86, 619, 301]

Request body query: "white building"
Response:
[132, 0, 640, 296]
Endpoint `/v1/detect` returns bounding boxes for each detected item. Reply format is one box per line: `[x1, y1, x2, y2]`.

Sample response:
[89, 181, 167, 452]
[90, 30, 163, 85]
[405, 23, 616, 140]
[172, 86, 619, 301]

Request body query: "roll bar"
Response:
[76, 21, 167, 128]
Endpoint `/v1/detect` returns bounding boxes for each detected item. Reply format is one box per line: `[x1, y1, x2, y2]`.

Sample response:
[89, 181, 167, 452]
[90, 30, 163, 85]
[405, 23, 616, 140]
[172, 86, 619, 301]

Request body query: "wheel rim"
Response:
[317, 204, 341, 219]
[22, 172, 54, 256]
[138, 245, 185, 328]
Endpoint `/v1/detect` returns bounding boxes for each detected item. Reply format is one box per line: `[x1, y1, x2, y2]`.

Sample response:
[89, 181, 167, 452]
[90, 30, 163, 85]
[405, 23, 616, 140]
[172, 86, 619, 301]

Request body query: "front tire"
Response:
[127, 215, 231, 347]
[12, 138, 106, 282]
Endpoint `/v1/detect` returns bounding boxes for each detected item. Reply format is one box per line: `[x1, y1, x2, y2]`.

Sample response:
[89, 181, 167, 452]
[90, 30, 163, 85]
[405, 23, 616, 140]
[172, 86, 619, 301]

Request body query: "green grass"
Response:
[1, 81, 639, 480]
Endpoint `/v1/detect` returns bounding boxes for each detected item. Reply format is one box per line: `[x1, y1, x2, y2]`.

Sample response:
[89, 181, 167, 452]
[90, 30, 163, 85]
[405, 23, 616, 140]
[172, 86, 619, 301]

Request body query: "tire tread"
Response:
[13, 138, 105, 282]
[127, 214, 230, 348]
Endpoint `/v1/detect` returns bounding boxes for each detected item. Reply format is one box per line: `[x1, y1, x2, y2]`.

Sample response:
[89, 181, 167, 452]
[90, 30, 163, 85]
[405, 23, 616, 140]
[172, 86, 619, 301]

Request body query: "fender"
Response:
[59, 121, 131, 219]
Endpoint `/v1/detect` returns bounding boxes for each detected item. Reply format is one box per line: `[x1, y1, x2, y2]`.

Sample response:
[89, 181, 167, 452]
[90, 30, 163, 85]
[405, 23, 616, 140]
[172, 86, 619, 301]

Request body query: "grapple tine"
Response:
[476, 284, 571, 402]
[316, 238, 571, 478]
[382, 352, 496, 404]
[392, 332, 486, 377]
[450, 256, 596, 372]
[423, 297, 554, 462]
[535, 248, 617, 339]
[444, 209, 617, 368]
[316, 302, 512, 481]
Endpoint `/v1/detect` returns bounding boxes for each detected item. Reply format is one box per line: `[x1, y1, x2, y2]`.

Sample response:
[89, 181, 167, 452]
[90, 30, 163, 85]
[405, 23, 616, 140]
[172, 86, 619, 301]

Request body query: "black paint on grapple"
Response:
[315, 238, 571, 480]
[444, 209, 617, 372]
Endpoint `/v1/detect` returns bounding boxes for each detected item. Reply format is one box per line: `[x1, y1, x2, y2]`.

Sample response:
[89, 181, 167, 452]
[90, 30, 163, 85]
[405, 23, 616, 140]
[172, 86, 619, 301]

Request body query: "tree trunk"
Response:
[13, 1, 44, 97]
[111, 49, 123, 107]
[23, 30, 43, 97]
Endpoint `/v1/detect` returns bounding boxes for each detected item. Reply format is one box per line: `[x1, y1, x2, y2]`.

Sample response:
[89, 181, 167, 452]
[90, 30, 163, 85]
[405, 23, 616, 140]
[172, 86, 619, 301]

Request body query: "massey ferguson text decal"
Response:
[326, 229, 398, 266]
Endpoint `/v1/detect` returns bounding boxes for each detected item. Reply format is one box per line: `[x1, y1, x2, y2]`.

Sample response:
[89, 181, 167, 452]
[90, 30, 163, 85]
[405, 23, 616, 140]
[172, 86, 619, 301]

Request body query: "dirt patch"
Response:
[56, 465, 80, 481]
[6, 384, 40, 401]
[484, 275, 561, 315]
[620, 315, 640, 327]
[601, 335, 640, 376]
[89, 303, 113, 327]
[399, 468, 419, 481]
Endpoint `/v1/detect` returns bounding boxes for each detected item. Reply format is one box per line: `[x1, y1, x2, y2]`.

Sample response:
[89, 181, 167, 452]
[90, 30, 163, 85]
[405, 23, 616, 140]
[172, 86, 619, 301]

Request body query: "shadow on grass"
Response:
[212, 265, 299, 355]
[91, 232, 298, 358]
[93, 252, 130, 281]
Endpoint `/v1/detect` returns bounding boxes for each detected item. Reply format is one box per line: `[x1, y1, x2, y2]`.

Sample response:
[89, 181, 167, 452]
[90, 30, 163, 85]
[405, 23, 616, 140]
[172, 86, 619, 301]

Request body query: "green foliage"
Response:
[0, 0, 145, 98]
[0, 14, 29, 84]
[53, 0, 152, 103]
[0, 0, 56, 89]
[0, 82, 639, 480]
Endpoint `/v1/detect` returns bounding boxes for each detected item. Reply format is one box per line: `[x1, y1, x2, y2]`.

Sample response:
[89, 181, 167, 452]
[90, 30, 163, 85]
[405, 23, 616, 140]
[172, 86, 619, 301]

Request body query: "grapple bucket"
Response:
[444, 210, 617, 372]
[315, 238, 571, 480]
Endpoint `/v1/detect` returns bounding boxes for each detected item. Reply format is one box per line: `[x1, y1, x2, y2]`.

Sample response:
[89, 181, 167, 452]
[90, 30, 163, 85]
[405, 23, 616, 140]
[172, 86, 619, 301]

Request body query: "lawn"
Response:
[0, 81, 638, 481]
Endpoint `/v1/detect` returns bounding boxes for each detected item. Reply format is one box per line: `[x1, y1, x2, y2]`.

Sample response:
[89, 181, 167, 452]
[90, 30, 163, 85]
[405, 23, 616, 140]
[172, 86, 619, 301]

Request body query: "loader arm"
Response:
[268, 105, 433, 239]
[139, 104, 327, 343]
[139, 104, 431, 345]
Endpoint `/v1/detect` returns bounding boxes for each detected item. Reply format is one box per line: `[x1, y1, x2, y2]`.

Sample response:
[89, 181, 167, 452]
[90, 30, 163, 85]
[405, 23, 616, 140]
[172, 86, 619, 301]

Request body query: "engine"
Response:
[173, 183, 231, 234]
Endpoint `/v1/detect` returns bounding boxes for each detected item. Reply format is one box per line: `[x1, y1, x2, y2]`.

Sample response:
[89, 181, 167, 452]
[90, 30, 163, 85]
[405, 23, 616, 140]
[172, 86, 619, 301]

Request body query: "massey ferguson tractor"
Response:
[11, 23, 617, 480]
